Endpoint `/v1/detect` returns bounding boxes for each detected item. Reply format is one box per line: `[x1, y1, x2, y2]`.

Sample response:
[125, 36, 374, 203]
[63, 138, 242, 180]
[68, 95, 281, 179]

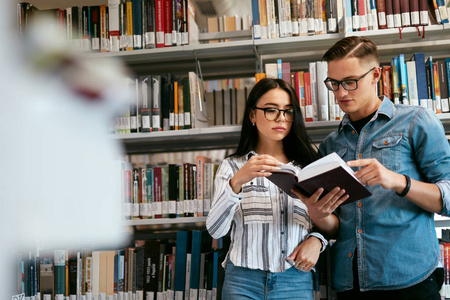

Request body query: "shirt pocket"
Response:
[372, 134, 402, 171]
[241, 179, 273, 224]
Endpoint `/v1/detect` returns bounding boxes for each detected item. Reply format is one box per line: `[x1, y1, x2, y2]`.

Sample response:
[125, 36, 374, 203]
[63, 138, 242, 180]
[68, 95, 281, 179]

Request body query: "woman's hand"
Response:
[230, 154, 281, 194]
[286, 237, 322, 272]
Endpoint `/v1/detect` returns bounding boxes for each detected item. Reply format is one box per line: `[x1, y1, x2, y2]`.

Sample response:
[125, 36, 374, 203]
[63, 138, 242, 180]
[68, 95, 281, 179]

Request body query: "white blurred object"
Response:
[1, 4, 131, 296]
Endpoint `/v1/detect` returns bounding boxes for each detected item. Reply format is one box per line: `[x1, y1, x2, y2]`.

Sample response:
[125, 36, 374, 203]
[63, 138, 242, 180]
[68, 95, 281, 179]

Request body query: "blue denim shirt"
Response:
[319, 97, 450, 292]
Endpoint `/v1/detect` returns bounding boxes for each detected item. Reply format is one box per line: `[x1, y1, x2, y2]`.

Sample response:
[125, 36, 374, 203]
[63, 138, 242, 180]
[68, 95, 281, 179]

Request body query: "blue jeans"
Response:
[222, 260, 313, 300]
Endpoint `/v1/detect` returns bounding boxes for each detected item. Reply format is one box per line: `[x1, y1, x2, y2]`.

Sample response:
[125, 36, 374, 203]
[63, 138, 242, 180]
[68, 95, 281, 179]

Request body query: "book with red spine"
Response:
[164, 0, 173, 46]
[155, 0, 165, 48]
[303, 72, 313, 122]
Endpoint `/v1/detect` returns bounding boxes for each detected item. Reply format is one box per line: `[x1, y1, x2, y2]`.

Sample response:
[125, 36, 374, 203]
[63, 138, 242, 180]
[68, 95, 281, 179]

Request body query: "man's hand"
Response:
[347, 158, 406, 194]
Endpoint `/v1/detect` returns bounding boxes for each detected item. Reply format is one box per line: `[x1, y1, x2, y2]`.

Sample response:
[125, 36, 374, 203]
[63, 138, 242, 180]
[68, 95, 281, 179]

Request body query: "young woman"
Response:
[206, 78, 345, 299]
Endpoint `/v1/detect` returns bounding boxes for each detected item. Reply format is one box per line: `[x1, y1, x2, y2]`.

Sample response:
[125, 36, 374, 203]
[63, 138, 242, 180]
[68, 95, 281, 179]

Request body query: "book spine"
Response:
[304, 72, 313, 122]
[161, 166, 170, 218]
[376, 0, 387, 29]
[153, 167, 163, 218]
[168, 164, 179, 218]
[316, 61, 329, 121]
[399, 0, 411, 26]
[132, 0, 143, 49]
[54, 250, 66, 296]
[392, 0, 402, 27]
[109, 0, 120, 51]
[433, 62, 442, 113]
[181, 0, 189, 45]
[126, 0, 134, 50]
[438, 61, 449, 112]
[409, 0, 420, 25]
[251, 0, 262, 39]
[152, 75, 162, 131]
[406, 60, 419, 106]
[120, 1, 127, 51]
[155, 0, 165, 47]
[413, 53, 428, 108]
[259, 0, 269, 38]
[144, 0, 156, 48]
[164, 0, 173, 46]
[418, 0, 429, 25]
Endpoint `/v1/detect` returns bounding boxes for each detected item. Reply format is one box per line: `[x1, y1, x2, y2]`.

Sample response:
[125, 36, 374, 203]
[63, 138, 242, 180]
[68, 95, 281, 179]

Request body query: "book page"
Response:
[299, 152, 359, 182]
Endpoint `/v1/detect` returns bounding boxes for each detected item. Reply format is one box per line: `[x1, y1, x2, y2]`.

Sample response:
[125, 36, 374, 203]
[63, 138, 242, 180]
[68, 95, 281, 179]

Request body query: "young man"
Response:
[303, 36, 450, 299]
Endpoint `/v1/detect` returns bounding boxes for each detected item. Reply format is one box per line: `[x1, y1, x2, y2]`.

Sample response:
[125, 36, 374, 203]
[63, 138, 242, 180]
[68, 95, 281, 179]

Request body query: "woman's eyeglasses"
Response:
[254, 107, 294, 121]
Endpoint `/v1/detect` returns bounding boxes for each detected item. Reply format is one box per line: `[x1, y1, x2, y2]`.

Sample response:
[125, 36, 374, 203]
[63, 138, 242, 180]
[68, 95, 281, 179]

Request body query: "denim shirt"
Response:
[319, 97, 450, 292]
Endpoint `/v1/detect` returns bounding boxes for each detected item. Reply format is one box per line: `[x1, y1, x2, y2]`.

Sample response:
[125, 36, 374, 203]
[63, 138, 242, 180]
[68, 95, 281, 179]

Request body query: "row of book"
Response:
[17, 231, 229, 300]
[115, 74, 255, 134]
[251, 0, 450, 40]
[257, 54, 450, 123]
[17, 0, 196, 52]
[117, 52, 450, 135]
[115, 71, 208, 134]
[260, 59, 345, 122]
[120, 156, 218, 220]
[378, 55, 450, 113]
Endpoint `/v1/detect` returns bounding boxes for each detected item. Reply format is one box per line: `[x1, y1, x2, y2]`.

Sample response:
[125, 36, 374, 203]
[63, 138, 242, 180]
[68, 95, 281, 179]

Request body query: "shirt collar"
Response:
[246, 150, 257, 160]
[338, 96, 393, 133]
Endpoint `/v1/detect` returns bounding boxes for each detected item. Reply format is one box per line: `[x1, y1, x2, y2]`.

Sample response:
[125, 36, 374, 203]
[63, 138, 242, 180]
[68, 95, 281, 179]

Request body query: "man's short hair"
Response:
[322, 36, 379, 66]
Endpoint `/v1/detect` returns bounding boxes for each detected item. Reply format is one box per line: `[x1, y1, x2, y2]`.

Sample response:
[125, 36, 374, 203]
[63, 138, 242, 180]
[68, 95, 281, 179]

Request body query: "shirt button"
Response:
[358, 154, 362, 158]
[384, 140, 388, 145]
[358, 229, 362, 234]
[282, 250, 285, 254]
[281, 211, 284, 214]
[348, 253, 353, 258]
[281, 232, 285, 235]
[250, 182, 253, 185]
[352, 130, 355, 135]
[357, 202, 362, 207]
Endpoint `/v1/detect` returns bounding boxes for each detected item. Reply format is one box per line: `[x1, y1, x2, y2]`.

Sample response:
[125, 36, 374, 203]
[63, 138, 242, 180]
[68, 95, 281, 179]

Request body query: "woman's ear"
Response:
[249, 109, 256, 124]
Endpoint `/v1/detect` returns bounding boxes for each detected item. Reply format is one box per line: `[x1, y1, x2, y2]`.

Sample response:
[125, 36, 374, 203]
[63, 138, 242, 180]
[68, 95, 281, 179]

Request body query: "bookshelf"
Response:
[85, 24, 450, 80]
[116, 116, 450, 155]
[14, 1, 450, 298]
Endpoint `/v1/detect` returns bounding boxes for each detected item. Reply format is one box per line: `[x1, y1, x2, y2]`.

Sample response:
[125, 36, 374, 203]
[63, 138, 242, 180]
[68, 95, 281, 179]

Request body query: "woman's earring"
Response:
[252, 123, 255, 126]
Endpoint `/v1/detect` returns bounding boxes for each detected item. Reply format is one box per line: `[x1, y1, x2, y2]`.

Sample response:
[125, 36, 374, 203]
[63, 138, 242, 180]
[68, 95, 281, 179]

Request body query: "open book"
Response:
[267, 152, 371, 205]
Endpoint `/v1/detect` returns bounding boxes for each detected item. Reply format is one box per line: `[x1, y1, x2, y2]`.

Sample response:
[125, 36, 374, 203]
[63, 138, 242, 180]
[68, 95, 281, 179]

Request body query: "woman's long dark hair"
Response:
[230, 78, 319, 167]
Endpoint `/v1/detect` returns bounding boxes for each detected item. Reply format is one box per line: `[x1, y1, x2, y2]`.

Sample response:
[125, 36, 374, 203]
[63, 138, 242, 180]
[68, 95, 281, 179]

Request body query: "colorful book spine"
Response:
[433, 62, 442, 113]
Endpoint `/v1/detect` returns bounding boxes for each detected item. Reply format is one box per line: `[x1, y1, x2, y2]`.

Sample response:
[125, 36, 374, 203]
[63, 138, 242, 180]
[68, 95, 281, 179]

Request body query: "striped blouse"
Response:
[206, 152, 327, 273]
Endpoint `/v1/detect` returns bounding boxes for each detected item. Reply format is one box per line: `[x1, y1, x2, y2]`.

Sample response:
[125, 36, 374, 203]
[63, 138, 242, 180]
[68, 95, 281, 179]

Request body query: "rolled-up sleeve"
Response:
[411, 109, 450, 217]
[437, 180, 450, 216]
[306, 231, 329, 252]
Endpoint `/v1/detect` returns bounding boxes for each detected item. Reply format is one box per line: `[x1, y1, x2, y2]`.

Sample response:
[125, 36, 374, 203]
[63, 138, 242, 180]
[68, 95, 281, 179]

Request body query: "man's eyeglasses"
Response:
[324, 67, 376, 91]
[254, 107, 294, 122]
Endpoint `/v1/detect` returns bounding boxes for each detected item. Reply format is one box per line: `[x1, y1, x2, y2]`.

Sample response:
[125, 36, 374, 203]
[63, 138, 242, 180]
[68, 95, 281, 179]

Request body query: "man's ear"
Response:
[373, 66, 382, 83]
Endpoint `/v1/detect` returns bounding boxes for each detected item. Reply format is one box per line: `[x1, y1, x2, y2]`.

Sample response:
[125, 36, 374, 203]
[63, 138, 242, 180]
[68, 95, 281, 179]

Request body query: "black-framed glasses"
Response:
[254, 107, 294, 121]
[324, 67, 376, 91]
